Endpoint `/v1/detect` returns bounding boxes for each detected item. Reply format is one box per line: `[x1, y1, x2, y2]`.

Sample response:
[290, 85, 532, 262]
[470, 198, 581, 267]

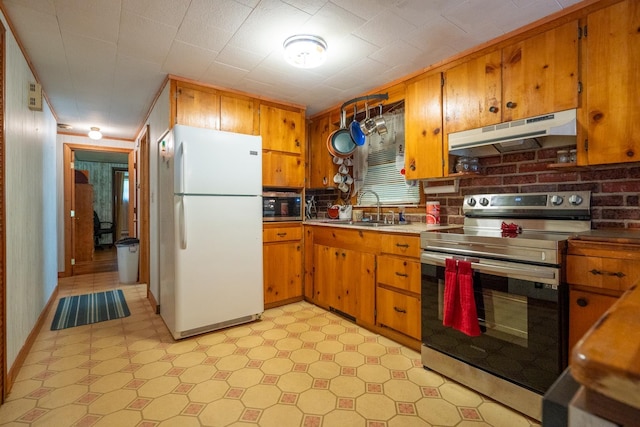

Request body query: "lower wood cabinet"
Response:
[566, 239, 640, 353]
[376, 234, 422, 340]
[263, 223, 303, 308]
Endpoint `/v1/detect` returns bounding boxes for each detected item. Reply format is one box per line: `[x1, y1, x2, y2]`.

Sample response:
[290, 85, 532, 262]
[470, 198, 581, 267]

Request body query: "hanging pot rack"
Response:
[340, 93, 389, 112]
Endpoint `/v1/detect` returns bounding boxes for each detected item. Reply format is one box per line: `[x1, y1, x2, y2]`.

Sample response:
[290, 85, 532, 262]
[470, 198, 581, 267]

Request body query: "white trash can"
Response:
[116, 238, 140, 284]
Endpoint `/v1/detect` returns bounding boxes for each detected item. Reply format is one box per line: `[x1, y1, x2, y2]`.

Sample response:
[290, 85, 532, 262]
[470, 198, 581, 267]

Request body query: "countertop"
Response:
[570, 283, 640, 411]
[304, 219, 462, 235]
[571, 228, 640, 245]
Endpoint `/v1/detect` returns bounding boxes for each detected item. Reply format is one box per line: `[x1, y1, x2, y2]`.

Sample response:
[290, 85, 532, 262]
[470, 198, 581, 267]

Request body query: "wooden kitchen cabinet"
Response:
[580, 0, 640, 166]
[173, 81, 258, 134]
[405, 72, 445, 179]
[263, 223, 303, 308]
[307, 114, 338, 188]
[309, 226, 378, 326]
[260, 104, 304, 154]
[376, 234, 422, 340]
[263, 151, 304, 188]
[566, 238, 640, 353]
[444, 20, 578, 133]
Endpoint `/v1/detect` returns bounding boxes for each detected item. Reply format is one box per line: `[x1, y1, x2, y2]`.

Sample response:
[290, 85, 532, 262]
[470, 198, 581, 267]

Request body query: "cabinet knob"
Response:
[576, 297, 588, 307]
[489, 106, 498, 114]
[295, 139, 300, 147]
[506, 101, 517, 109]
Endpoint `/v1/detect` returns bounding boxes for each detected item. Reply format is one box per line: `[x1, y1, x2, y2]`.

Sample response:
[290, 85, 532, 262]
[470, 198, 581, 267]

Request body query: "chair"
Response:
[94, 211, 116, 248]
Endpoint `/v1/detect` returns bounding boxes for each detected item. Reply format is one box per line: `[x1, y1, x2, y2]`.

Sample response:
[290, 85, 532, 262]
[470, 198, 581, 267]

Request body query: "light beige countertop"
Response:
[304, 219, 462, 235]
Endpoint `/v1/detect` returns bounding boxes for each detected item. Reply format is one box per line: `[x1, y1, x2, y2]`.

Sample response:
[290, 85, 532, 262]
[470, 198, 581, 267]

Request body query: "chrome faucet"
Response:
[359, 190, 381, 222]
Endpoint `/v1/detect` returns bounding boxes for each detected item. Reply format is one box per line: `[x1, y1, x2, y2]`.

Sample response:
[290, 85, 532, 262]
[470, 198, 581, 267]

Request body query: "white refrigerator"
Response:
[158, 124, 263, 339]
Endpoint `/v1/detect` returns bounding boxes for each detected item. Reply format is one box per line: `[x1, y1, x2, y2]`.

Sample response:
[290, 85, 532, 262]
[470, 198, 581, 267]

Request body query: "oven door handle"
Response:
[420, 252, 557, 280]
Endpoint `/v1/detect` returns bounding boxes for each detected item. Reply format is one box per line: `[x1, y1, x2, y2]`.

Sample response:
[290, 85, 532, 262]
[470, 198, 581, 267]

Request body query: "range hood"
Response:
[448, 109, 577, 157]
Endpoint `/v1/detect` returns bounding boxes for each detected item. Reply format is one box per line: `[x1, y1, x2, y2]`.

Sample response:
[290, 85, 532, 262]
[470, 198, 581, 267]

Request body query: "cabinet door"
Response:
[444, 50, 502, 135]
[376, 287, 421, 340]
[176, 84, 220, 130]
[307, 115, 337, 188]
[584, 0, 640, 165]
[568, 289, 617, 354]
[313, 244, 341, 309]
[502, 20, 579, 122]
[405, 72, 444, 179]
[263, 241, 302, 305]
[221, 95, 256, 135]
[260, 104, 304, 154]
[263, 151, 304, 187]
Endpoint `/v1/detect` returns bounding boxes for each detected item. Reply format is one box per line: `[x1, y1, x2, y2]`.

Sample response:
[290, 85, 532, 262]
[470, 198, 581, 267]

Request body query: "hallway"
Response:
[0, 272, 540, 426]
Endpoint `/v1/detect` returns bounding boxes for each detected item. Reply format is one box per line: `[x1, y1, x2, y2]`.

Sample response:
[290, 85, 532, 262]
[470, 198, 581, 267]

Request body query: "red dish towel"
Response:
[443, 258, 458, 327]
[442, 259, 481, 337]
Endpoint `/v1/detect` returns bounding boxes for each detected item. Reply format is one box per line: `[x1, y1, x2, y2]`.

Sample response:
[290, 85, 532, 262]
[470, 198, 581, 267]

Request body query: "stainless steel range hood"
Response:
[448, 109, 577, 157]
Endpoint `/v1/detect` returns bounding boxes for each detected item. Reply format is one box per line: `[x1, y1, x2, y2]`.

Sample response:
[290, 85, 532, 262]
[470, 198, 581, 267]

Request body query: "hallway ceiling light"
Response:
[283, 35, 327, 69]
[88, 127, 102, 140]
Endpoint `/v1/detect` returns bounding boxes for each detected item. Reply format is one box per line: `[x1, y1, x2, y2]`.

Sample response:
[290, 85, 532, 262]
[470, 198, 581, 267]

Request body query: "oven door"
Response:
[421, 251, 568, 394]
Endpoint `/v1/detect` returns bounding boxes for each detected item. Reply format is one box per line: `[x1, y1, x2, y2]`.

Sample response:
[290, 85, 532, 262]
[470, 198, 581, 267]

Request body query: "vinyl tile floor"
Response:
[0, 272, 541, 427]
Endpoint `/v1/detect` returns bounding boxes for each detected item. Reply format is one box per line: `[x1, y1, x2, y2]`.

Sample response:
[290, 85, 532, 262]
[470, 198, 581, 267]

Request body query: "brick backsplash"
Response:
[424, 146, 640, 229]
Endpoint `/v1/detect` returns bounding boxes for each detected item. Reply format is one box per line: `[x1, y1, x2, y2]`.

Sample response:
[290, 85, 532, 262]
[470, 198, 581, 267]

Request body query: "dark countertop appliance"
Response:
[262, 191, 302, 222]
[420, 191, 591, 421]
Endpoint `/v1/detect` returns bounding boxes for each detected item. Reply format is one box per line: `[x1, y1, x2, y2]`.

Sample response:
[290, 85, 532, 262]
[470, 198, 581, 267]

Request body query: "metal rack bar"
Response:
[340, 93, 389, 111]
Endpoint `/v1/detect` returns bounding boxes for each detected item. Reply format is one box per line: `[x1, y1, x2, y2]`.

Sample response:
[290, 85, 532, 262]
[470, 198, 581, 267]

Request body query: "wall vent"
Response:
[28, 82, 43, 111]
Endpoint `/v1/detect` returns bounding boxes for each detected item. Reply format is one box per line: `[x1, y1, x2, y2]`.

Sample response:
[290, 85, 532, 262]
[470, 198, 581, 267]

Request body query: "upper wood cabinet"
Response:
[501, 20, 579, 122]
[581, 0, 640, 165]
[260, 104, 304, 154]
[444, 50, 502, 135]
[173, 81, 257, 135]
[307, 114, 337, 189]
[444, 20, 579, 133]
[405, 72, 444, 179]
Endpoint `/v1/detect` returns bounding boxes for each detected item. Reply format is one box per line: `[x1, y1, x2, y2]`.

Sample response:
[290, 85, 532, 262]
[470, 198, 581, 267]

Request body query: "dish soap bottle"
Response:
[399, 207, 406, 224]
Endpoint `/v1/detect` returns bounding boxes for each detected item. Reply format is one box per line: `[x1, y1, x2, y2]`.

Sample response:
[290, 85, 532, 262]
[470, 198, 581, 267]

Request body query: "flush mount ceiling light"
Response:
[88, 127, 102, 140]
[283, 34, 327, 69]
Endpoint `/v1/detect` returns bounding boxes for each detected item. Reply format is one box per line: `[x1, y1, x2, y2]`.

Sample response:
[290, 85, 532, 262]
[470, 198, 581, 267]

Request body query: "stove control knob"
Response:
[466, 197, 476, 207]
[569, 194, 583, 206]
[479, 197, 489, 206]
[550, 195, 564, 206]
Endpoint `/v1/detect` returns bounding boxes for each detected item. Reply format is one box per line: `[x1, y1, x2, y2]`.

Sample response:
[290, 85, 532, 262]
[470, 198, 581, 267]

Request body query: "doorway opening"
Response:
[63, 144, 135, 277]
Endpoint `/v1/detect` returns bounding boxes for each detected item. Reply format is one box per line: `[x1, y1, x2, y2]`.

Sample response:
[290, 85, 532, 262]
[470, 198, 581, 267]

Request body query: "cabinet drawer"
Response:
[377, 256, 421, 294]
[380, 234, 421, 258]
[376, 287, 421, 340]
[566, 254, 640, 292]
[263, 224, 302, 242]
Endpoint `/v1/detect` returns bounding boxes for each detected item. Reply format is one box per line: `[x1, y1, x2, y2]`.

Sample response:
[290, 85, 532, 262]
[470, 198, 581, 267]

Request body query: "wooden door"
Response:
[444, 50, 502, 135]
[307, 115, 337, 188]
[313, 244, 340, 309]
[569, 289, 617, 354]
[502, 20, 579, 122]
[175, 83, 220, 130]
[263, 241, 302, 305]
[262, 151, 304, 187]
[260, 104, 303, 154]
[74, 182, 94, 263]
[405, 72, 444, 179]
[583, 0, 640, 165]
[220, 95, 256, 135]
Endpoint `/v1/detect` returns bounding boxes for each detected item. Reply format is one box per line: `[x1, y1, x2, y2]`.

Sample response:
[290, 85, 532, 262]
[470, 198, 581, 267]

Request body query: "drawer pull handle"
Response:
[393, 307, 407, 314]
[395, 243, 409, 248]
[589, 269, 626, 278]
[395, 272, 408, 278]
[277, 232, 288, 237]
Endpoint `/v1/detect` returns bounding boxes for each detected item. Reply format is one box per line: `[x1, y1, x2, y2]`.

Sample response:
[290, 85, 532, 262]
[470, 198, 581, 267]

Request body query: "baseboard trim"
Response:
[6, 284, 59, 394]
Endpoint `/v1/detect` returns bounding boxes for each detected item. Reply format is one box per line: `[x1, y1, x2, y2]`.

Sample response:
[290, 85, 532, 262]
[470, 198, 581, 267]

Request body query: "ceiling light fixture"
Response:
[283, 34, 327, 69]
[88, 127, 102, 140]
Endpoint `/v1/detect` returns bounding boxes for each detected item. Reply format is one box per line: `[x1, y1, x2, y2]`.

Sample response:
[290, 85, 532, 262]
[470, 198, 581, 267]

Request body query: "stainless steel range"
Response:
[420, 191, 591, 420]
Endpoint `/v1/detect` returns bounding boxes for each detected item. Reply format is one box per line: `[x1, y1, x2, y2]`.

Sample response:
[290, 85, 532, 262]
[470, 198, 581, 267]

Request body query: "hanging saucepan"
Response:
[360, 102, 377, 136]
[327, 109, 356, 158]
[374, 104, 387, 135]
[349, 105, 366, 146]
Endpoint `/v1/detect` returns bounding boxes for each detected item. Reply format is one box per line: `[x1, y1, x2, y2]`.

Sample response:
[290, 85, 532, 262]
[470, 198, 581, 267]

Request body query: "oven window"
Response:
[423, 263, 565, 394]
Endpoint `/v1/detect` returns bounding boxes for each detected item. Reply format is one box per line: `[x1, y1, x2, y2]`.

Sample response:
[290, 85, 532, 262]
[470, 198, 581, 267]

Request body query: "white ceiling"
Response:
[2, 0, 583, 140]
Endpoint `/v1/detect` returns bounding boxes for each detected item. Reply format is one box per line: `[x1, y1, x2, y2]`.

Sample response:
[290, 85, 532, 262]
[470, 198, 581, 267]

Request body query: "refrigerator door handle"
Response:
[179, 196, 187, 249]
[178, 142, 186, 194]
